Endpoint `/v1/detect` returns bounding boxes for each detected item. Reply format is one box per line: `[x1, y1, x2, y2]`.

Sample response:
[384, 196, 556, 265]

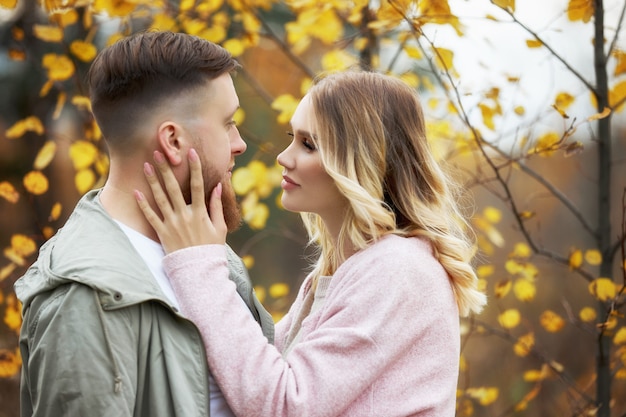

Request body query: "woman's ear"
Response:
[157, 121, 185, 166]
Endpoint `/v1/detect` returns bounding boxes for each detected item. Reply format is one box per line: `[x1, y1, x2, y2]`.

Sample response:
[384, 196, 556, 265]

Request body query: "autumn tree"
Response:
[0, 0, 625, 416]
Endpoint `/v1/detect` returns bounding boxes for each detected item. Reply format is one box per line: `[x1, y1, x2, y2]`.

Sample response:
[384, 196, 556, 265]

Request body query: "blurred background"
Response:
[0, 0, 625, 416]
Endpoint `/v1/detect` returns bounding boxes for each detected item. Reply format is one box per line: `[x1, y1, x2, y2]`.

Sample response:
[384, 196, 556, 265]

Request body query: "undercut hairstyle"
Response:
[303, 70, 486, 317]
[87, 31, 240, 149]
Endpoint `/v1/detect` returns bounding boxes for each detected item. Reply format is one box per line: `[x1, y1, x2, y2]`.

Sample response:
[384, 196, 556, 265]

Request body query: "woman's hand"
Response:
[135, 148, 227, 254]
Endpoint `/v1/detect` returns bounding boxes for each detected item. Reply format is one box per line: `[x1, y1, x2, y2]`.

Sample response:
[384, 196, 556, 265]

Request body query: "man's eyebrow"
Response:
[225, 105, 240, 121]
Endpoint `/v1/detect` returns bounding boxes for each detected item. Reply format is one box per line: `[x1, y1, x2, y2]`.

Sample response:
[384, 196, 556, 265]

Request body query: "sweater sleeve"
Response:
[164, 238, 458, 417]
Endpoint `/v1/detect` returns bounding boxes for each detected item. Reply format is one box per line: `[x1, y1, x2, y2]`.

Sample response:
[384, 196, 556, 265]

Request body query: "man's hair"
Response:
[87, 31, 240, 148]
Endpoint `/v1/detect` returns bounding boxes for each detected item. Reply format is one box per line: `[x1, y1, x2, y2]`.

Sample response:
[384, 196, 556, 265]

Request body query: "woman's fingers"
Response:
[153, 150, 187, 213]
[143, 161, 174, 218]
[208, 182, 227, 236]
[188, 149, 206, 212]
[135, 189, 165, 232]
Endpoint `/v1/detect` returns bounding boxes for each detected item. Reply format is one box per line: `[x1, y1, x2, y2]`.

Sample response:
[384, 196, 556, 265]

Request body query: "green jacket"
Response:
[15, 189, 274, 417]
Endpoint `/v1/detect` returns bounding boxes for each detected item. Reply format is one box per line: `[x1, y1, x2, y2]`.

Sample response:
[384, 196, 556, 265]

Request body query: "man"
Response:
[14, 31, 274, 417]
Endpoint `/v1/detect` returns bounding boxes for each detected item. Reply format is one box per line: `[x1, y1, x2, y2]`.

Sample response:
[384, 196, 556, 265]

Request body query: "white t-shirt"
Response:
[117, 221, 235, 417]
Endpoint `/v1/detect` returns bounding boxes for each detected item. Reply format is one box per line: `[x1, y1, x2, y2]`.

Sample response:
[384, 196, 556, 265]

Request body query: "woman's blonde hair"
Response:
[301, 70, 486, 317]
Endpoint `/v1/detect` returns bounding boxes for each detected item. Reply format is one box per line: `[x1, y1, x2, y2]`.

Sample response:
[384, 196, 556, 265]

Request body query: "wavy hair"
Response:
[301, 70, 486, 317]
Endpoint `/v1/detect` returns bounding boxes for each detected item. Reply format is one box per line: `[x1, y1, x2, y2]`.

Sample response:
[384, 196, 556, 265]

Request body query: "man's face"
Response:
[178, 74, 247, 231]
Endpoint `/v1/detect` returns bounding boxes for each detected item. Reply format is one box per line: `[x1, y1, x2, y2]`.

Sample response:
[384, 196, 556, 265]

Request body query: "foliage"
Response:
[0, 0, 625, 416]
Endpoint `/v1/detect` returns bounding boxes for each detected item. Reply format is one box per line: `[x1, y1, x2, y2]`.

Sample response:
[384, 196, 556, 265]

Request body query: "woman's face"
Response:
[277, 94, 346, 221]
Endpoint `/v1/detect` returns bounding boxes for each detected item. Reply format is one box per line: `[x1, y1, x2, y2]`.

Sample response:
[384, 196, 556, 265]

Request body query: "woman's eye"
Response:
[302, 138, 316, 151]
[286, 131, 316, 151]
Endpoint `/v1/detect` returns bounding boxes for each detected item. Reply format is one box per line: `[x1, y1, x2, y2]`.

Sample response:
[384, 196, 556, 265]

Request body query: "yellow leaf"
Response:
[11, 234, 36, 258]
[579, 307, 596, 322]
[399, 72, 420, 88]
[472, 217, 504, 248]
[614, 327, 626, 345]
[0, 0, 18, 8]
[222, 38, 245, 57]
[614, 50, 626, 76]
[70, 40, 97, 62]
[555, 92, 575, 110]
[244, 201, 269, 230]
[322, 49, 358, 72]
[233, 108, 245, 126]
[540, 310, 565, 333]
[588, 107, 611, 121]
[498, 309, 521, 329]
[8, 48, 25, 61]
[93, 0, 137, 16]
[0, 181, 19, 203]
[0, 263, 17, 282]
[511, 242, 531, 258]
[584, 249, 602, 265]
[588, 277, 617, 301]
[526, 39, 541, 48]
[494, 279, 512, 299]
[514, 105, 525, 115]
[42, 53, 75, 81]
[150, 13, 178, 31]
[492, 0, 515, 12]
[232, 167, 256, 195]
[466, 387, 499, 406]
[242, 255, 254, 269]
[69, 140, 98, 170]
[569, 249, 583, 269]
[514, 278, 536, 302]
[609, 80, 626, 111]
[49, 202, 62, 221]
[271, 94, 299, 125]
[75, 169, 96, 194]
[33, 140, 57, 170]
[483, 206, 502, 223]
[479, 103, 497, 130]
[523, 369, 545, 382]
[476, 264, 494, 279]
[530, 131, 560, 157]
[49, 8, 78, 27]
[52, 91, 66, 119]
[567, 0, 594, 23]
[23, 171, 49, 195]
[404, 44, 422, 59]
[434, 47, 454, 72]
[4, 294, 21, 332]
[253, 285, 266, 304]
[0, 348, 21, 378]
[71, 95, 91, 111]
[6, 116, 44, 139]
[514, 384, 540, 412]
[42, 226, 56, 240]
[269, 282, 290, 298]
[514, 332, 534, 357]
[33, 24, 63, 42]
[617, 369, 626, 380]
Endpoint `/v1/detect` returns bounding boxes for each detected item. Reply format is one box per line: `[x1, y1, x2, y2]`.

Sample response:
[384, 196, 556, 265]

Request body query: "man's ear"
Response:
[157, 121, 186, 166]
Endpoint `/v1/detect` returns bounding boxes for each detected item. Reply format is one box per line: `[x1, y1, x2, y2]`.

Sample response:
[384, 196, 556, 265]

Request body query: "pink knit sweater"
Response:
[164, 234, 460, 417]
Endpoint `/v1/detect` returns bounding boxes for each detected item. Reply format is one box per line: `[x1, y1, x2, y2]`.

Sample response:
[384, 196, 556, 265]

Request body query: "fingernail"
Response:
[215, 182, 222, 197]
[134, 190, 144, 201]
[144, 162, 154, 176]
[189, 148, 198, 162]
[153, 150, 165, 164]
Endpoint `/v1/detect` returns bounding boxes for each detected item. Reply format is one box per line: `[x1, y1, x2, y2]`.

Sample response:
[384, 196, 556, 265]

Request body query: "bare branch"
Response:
[489, 0, 597, 95]
[607, 0, 626, 57]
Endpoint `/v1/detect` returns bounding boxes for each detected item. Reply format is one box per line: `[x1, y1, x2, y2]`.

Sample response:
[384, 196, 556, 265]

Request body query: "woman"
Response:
[136, 70, 486, 416]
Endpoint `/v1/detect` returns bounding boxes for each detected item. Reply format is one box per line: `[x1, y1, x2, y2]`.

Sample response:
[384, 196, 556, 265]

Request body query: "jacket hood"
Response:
[15, 190, 167, 311]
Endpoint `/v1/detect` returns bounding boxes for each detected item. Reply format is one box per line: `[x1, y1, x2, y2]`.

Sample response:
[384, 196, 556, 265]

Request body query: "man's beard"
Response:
[181, 165, 242, 233]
